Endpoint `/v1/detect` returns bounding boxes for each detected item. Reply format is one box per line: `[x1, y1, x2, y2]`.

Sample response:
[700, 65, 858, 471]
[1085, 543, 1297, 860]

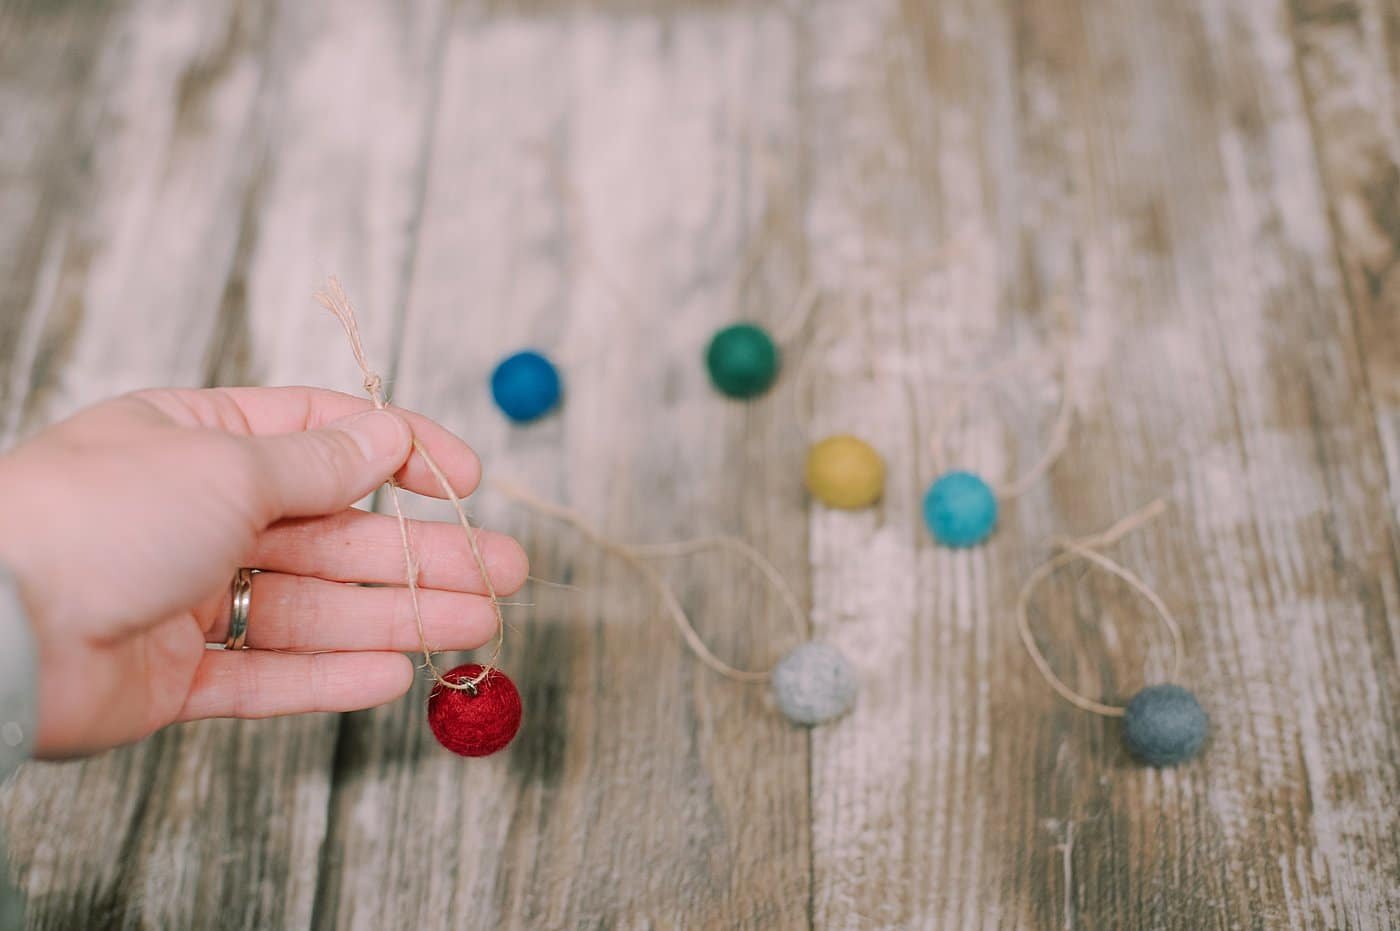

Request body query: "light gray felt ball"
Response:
[771, 642, 858, 726]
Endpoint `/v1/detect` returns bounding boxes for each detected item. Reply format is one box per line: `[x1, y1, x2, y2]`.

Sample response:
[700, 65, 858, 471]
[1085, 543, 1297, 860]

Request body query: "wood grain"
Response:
[0, 2, 284, 927]
[807, 0, 1394, 926]
[1291, 0, 1400, 513]
[797, 1, 1400, 927]
[311, 7, 812, 929]
[0, 1, 449, 929]
[0, 0, 1396, 928]
[0, 0, 114, 421]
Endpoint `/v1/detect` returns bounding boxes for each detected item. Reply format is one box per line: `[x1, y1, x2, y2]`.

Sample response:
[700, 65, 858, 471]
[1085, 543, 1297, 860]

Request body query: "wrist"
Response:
[0, 456, 56, 637]
[0, 560, 37, 781]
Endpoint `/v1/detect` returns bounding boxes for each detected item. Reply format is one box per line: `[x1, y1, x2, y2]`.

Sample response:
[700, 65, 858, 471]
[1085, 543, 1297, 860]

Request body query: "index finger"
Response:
[132, 386, 482, 500]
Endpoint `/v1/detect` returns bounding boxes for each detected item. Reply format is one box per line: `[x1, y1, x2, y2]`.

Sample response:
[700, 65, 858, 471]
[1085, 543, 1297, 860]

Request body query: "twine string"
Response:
[558, 163, 809, 359]
[788, 290, 851, 443]
[315, 277, 505, 692]
[926, 300, 1076, 499]
[995, 330, 1075, 499]
[771, 282, 823, 347]
[1015, 499, 1182, 718]
[625, 536, 806, 637]
[490, 479, 802, 683]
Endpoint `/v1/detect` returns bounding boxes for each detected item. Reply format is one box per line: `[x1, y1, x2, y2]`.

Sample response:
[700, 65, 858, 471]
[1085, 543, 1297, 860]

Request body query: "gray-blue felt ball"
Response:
[771, 642, 858, 726]
[1122, 684, 1208, 766]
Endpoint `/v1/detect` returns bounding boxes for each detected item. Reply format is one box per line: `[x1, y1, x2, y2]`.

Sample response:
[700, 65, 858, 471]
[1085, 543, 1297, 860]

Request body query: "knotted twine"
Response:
[316, 277, 504, 692]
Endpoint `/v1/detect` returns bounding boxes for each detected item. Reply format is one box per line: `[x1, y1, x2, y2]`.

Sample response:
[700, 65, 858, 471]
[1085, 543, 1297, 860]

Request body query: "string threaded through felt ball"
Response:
[706, 323, 780, 399]
[805, 435, 885, 509]
[923, 470, 999, 547]
[427, 663, 523, 757]
[1121, 684, 1208, 766]
[771, 642, 858, 725]
[491, 350, 562, 422]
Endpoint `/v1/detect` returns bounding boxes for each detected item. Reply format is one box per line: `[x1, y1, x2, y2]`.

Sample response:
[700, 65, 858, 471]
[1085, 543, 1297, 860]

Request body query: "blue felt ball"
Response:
[1122, 684, 1209, 766]
[923, 471, 999, 547]
[491, 350, 561, 423]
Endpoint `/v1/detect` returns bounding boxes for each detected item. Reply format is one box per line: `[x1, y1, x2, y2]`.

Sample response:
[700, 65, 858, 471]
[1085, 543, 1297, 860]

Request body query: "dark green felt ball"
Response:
[705, 323, 780, 399]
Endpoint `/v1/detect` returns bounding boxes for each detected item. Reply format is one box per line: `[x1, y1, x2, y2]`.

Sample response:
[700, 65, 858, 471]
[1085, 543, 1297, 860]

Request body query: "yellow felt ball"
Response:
[805, 435, 885, 509]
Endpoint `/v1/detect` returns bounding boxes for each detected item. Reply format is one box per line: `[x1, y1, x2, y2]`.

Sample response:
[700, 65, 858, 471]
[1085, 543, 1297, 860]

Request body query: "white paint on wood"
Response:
[2, 0, 1397, 927]
[326, 6, 809, 929]
[46, 2, 265, 419]
[1, 2, 453, 929]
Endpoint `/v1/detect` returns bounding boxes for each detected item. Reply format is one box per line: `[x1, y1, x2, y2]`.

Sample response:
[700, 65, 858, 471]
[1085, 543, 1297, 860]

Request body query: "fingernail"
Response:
[335, 410, 410, 461]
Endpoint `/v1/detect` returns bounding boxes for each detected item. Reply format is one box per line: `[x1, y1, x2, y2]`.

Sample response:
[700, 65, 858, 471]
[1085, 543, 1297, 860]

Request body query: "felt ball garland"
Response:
[1016, 500, 1208, 766]
[318, 238, 1224, 774]
[428, 663, 524, 757]
[491, 349, 562, 423]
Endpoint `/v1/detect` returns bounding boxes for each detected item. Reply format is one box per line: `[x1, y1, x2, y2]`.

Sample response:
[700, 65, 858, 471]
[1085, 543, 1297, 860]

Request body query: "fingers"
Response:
[131, 387, 483, 501]
[243, 410, 411, 518]
[201, 572, 503, 652]
[177, 650, 414, 721]
[252, 510, 529, 595]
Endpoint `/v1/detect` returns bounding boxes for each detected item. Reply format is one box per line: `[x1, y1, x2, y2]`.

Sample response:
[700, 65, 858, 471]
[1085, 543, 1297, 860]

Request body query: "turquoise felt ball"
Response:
[1122, 684, 1209, 766]
[923, 471, 999, 547]
[491, 350, 561, 423]
[705, 323, 780, 399]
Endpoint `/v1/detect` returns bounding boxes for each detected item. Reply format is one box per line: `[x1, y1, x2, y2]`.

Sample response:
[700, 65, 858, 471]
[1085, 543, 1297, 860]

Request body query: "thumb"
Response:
[246, 409, 413, 519]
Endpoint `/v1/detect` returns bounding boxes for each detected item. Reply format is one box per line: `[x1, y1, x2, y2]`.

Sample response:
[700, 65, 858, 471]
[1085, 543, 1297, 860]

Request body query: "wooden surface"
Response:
[1, 0, 1397, 928]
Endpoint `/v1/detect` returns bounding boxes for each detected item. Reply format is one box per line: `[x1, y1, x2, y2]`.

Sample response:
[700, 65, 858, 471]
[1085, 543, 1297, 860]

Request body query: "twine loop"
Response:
[1015, 500, 1184, 718]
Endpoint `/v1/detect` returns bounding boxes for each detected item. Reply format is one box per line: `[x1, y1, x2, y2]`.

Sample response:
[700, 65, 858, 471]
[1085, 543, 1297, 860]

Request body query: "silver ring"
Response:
[225, 568, 254, 650]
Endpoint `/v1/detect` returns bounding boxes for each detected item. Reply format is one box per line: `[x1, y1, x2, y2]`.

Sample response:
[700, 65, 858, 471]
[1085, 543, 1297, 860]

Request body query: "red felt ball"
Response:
[427, 664, 523, 757]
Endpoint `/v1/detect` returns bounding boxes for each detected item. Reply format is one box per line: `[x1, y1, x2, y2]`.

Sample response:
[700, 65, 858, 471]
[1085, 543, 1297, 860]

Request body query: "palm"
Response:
[68, 613, 206, 751]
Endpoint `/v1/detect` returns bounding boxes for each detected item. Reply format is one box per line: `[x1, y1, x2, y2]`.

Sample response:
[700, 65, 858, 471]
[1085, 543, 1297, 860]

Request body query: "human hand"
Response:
[0, 386, 527, 758]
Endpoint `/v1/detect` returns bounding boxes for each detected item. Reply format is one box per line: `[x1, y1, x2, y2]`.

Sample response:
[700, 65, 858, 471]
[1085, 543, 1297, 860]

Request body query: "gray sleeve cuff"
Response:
[0, 563, 35, 784]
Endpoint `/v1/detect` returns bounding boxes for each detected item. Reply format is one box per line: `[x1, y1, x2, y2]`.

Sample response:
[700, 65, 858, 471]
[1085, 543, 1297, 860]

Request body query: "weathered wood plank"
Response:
[803, 3, 1073, 927]
[0, 2, 450, 929]
[209, 0, 449, 396]
[0, 0, 117, 425]
[311, 5, 810, 929]
[1284, 3, 1400, 921]
[180, 2, 450, 929]
[1, 0, 1396, 928]
[1182, 1, 1398, 924]
[1289, 0, 1400, 530]
[0, 2, 281, 928]
[801, 0, 1400, 927]
[3, 0, 275, 434]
